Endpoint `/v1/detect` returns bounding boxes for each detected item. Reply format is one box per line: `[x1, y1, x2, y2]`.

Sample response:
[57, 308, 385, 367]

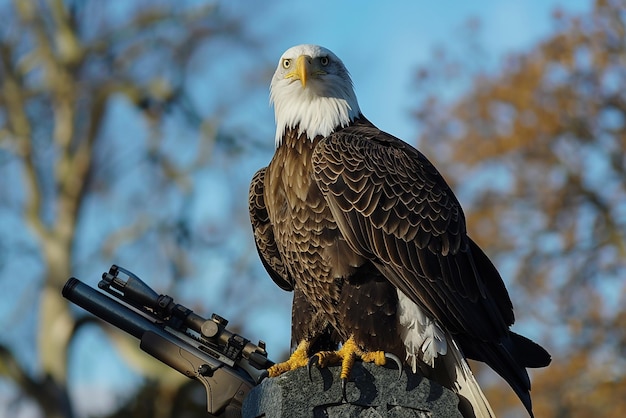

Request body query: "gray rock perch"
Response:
[242, 362, 463, 417]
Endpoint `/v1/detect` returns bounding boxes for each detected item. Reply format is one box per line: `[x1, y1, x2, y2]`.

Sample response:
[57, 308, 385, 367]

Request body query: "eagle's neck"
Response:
[271, 83, 361, 147]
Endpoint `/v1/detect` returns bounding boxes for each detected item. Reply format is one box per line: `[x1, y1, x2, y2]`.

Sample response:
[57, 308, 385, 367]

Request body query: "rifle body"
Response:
[62, 266, 271, 416]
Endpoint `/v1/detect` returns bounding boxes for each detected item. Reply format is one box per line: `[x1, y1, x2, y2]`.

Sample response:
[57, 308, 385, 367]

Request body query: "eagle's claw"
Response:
[384, 352, 403, 380]
[305, 336, 403, 401]
[267, 340, 310, 377]
[307, 354, 319, 381]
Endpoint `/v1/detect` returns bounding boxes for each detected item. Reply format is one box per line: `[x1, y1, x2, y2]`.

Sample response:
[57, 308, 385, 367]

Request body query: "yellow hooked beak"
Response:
[294, 55, 309, 88]
[286, 55, 325, 89]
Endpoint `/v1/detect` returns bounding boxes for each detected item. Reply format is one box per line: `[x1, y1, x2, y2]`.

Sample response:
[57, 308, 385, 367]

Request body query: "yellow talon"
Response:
[310, 336, 389, 380]
[313, 350, 342, 368]
[306, 336, 400, 401]
[338, 337, 358, 380]
[268, 340, 310, 377]
[361, 350, 387, 366]
[269, 336, 402, 385]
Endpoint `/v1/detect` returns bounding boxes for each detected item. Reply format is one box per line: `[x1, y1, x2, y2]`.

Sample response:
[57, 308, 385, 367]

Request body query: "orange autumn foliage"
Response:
[414, 0, 626, 416]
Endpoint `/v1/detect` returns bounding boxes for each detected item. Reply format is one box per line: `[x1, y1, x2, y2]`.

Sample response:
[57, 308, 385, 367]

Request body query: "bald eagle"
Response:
[249, 44, 551, 418]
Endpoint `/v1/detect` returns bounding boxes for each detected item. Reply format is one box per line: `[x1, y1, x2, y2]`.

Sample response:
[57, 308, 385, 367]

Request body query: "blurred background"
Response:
[0, 0, 624, 417]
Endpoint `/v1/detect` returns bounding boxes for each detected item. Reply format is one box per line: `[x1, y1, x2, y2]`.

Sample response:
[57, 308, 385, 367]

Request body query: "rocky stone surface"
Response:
[242, 362, 462, 417]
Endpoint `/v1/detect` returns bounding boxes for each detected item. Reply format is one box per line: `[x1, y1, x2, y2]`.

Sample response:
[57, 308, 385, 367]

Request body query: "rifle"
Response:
[62, 265, 273, 417]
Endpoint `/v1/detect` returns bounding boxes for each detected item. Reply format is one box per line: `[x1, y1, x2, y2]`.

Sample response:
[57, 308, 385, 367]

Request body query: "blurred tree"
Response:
[413, 0, 626, 416]
[0, 0, 276, 417]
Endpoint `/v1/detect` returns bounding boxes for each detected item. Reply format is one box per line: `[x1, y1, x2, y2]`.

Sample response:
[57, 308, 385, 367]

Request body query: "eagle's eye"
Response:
[282, 58, 292, 69]
[320, 56, 329, 66]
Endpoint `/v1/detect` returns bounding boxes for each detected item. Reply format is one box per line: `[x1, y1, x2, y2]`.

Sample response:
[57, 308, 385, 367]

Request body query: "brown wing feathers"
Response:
[312, 121, 512, 341]
[249, 167, 293, 291]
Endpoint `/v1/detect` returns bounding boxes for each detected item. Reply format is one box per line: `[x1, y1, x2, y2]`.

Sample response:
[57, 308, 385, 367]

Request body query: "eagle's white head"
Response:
[270, 44, 361, 147]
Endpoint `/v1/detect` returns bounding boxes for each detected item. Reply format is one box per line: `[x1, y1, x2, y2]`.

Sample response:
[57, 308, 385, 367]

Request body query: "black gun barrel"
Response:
[98, 265, 272, 370]
[63, 277, 156, 339]
[62, 277, 259, 415]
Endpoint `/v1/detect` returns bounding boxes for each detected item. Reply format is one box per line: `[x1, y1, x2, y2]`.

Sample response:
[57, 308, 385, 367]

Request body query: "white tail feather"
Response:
[445, 337, 496, 418]
[397, 290, 446, 369]
[397, 290, 495, 418]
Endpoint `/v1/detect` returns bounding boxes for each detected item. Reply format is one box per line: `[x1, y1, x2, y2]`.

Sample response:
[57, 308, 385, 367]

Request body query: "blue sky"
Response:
[223, 0, 592, 142]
